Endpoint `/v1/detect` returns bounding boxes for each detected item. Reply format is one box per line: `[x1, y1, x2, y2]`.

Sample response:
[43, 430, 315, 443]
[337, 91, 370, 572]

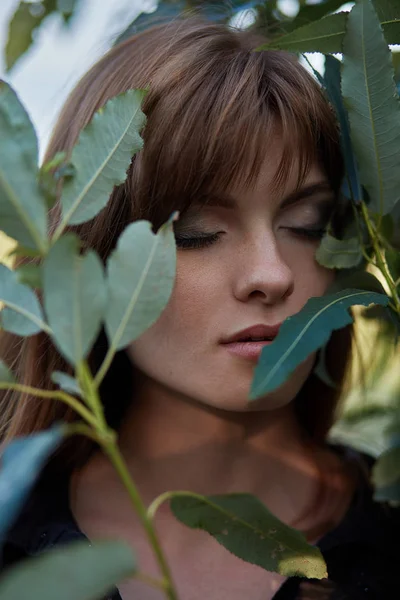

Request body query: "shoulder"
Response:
[276, 444, 400, 599]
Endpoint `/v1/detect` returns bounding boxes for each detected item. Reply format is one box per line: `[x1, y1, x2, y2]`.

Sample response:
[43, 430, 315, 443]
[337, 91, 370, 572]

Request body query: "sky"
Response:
[0, 0, 342, 158]
[0, 0, 152, 156]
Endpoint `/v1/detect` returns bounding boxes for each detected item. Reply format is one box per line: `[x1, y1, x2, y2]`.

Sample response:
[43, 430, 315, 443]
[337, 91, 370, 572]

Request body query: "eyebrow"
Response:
[201, 181, 335, 210]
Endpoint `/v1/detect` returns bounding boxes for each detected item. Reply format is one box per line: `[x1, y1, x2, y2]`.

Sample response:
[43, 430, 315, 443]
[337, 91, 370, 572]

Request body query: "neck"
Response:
[116, 374, 333, 527]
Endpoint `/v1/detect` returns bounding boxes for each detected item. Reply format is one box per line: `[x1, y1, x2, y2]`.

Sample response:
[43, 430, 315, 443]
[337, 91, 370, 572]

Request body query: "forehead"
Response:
[187, 158, 330, 216]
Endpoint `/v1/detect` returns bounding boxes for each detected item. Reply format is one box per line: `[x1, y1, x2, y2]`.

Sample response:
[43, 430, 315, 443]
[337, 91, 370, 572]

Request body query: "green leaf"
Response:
[0, 360, 16, 384]
[283, 0, 347, 34]
[7, 245, 43, 259]
[373, 480, 400, 504]
[385, 247, 400, 285]
[51, 371, 83, 398]
[256, 12, 348, 54]
[390, 202, 400, 248]
[5, 1, 57, 71]
[322, 55, 362, 204]
[0, 426, 64, 540]
[375, 212, 394, 242]
[329, 409, 396, 458]
[374, 0, 400, 45]
[0, 81, 48, 253]
[0, 539, 136, 600]
[373, 444, 400, 488]
[250, 289, 390, 399]
[39, 151, 72, 210]
[372, 438, 400, 504]
[341, 0, 400, 216]
[0, 263, 50, 336]
[105, 215, 177, 351]
[316, 232, 363, 269]
[15, 263, 42, 289]
[257, 0, 400, 54]
[170, 493, 327, 579]
[313, 343, 338, 389]
[43, 234, 106, 366]
[326, 269, 386, 295]
[55, 89, 146, 235]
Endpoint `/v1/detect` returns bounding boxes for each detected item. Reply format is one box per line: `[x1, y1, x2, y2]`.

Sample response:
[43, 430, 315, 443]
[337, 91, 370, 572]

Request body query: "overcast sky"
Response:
[0, 0, 350, 159]
[0, 0, 151, 156]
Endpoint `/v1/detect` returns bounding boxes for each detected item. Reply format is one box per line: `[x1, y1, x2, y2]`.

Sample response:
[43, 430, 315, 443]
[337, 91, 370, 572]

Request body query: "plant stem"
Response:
[93, 344, 116, 389]
[77, 360, 108, 430]
[0, 383, 97, 427]
[361, 203, 400, 314]
[134, 572, 167, 591]
[65, 422, 112, 444]
[102, 441, 179, 600]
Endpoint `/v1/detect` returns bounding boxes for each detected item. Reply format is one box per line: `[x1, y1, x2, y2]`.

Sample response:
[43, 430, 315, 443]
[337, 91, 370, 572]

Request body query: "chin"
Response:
[207, 392, 294, 413]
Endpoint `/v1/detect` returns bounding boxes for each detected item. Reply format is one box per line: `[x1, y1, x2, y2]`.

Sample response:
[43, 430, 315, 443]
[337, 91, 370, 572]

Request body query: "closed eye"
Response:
[287, 227, 327, 240]
[174, 232, 222, 249]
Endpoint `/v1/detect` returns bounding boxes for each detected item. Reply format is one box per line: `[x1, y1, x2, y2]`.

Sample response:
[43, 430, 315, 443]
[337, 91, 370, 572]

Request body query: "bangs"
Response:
[131, 31, 342, 229]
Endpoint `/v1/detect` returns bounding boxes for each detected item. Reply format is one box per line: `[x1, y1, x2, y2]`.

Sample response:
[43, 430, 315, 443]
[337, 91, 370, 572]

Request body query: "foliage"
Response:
[0, 0, 400, 599]
[5, 0, 80, 71]
[0, 539, 136, 600]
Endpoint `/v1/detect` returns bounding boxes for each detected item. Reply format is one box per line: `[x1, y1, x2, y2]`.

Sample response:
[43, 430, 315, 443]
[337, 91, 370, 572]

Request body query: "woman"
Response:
[0, 16, 398, 600]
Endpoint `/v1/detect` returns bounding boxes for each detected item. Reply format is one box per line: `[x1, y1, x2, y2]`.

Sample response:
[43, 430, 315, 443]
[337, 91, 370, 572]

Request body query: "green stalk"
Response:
[81, 366, 178, 599]
[0, 382, 97, 427]
[101, 441, 178, 600]
[76, 360, 108, 430]
[361, 202, 400, 314]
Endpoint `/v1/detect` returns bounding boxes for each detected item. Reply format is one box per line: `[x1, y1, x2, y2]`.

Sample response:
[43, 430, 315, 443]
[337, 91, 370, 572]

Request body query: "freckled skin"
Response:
[127, 147, 335, 414]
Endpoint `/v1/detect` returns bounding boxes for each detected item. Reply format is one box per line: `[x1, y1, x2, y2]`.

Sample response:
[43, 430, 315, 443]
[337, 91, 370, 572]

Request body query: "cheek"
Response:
[128, 255, 220, 358]
[285, 244, 335, 296]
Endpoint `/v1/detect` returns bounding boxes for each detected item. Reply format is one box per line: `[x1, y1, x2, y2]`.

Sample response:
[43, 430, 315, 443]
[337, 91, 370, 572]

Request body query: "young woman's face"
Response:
[128, 143, 336, 412]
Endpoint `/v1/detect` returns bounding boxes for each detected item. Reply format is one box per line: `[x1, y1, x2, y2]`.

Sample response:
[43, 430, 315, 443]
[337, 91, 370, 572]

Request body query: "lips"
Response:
[221, 323, 282, 345]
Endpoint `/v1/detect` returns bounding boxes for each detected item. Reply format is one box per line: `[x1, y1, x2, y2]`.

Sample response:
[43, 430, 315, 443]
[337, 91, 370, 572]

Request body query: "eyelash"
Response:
[175, 227, 327, 249]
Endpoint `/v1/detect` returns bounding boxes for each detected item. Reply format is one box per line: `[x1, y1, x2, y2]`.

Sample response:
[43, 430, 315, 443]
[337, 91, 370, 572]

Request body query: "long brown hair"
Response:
[0, 17, 353, 475]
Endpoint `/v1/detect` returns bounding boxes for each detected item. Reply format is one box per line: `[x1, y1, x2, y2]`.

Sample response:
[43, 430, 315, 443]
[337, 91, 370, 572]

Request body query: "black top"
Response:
[0, 444, 399, 599]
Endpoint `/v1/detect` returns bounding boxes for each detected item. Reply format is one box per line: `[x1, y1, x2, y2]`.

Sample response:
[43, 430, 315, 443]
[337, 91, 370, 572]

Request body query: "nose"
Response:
[233, 234, 294, 305]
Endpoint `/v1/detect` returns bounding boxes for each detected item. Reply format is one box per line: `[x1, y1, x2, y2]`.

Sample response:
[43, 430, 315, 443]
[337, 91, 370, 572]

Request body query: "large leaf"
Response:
[0, 263, 50, 336]
[170, 493, 327, 579]
[43, 234, 106, 366]
[105, 215, 176, 351]
[54, 89, 146, 236]
[257, 0, 400, 53]
[323, 55, 362, 204]
[257, 12, 348, 54]
[0, 81, 47, 253]
[0, 426, 64, 540]
[0, 539, 136, 600]
[316, 232, 363, 269]
[250, 289, 390, 399]
[341, 0, 400, 216]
